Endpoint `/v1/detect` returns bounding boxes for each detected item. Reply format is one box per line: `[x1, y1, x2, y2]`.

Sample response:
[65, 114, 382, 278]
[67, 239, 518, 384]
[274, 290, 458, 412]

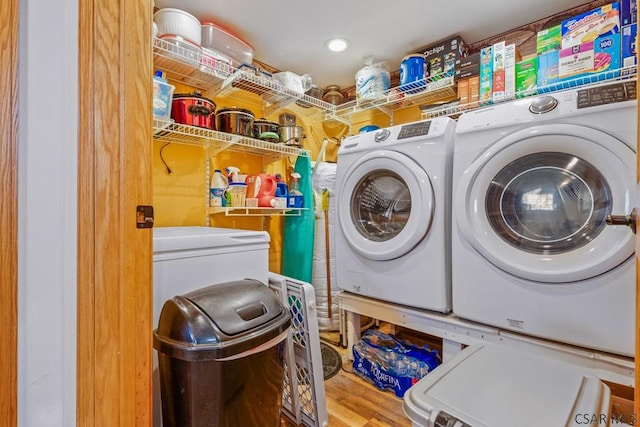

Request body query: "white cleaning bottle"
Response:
[210, 169, 228, 207]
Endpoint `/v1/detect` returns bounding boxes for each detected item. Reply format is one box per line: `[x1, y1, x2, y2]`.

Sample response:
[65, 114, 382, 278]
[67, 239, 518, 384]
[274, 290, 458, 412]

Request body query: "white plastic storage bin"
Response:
[152, 226, 270, 326]
[403, 344, 611, 427]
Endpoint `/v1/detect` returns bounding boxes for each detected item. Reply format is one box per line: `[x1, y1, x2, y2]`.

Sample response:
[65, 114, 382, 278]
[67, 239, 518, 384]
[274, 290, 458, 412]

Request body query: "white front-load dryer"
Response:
[336, 117, 455, 312]
[452, 81, 637, 356]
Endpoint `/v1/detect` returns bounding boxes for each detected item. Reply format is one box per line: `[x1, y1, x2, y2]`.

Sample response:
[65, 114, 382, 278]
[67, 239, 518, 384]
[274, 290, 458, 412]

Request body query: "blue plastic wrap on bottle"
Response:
[352, 329, 441, 398]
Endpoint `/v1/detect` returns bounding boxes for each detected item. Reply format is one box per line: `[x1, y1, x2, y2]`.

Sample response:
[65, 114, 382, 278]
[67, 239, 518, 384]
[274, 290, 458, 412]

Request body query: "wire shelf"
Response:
[218, 71, 338, 117]
[153, 37, 337, 118]
[153, 118, 309, 161]
[327, 74, 457, 121]
[421, 66, 638, 120]
[208, 207, 306, 217]
[152, 37, 235, 93]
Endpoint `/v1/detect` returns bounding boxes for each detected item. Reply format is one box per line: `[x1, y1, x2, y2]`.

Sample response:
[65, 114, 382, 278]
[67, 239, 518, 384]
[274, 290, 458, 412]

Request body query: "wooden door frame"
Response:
[0, 0, 19, 424]
[77, 0, 153, 424]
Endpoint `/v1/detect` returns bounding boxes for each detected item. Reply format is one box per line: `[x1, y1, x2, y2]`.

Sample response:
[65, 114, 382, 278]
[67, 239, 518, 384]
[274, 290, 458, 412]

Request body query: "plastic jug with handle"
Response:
[246, 174, 277, 207]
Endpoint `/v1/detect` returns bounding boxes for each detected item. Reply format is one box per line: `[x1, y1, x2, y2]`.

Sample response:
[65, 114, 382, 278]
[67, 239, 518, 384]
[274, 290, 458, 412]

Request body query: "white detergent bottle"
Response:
[210, 169, 228, 207]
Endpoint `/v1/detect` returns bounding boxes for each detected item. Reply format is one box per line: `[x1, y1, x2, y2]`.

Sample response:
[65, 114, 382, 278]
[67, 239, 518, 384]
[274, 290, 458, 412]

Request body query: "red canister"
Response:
[171, 92, 216, 129]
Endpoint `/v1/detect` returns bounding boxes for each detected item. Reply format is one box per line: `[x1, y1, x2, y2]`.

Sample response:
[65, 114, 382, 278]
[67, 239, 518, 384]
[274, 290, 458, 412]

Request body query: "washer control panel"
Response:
[397, 120, 431, 140]
[576, 80, 637, 108]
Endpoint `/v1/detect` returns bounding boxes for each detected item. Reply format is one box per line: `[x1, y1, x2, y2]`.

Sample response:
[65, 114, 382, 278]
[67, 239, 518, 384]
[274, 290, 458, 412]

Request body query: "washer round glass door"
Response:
[338, 150, 434, 261]
[456, 124, 635, 283]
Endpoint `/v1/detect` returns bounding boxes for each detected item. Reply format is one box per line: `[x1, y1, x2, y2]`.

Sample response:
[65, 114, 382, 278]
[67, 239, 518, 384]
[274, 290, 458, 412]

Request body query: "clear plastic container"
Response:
[153, 76, 175, 120]
[201, 22, 254, 66]
[228, 182, 247, 207]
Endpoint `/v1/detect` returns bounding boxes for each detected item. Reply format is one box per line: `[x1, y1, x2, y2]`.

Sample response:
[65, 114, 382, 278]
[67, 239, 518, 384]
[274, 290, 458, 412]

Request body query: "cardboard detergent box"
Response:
[417, 35, 469, 78]
[561, 2, 621, 49]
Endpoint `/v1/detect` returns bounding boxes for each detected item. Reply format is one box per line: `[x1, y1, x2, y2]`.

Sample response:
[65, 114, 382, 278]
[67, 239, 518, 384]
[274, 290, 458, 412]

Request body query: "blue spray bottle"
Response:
[288, 172, 303, 208]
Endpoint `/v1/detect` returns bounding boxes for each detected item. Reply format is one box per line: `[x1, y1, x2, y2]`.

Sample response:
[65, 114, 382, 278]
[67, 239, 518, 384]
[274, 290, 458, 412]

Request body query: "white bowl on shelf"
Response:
[154, 8, 201, 46]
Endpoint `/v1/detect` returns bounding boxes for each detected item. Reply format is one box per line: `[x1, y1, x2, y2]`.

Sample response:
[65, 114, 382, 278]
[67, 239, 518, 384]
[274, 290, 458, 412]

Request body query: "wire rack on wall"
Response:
[153, 37, 235, 93]
[325, 73, 457, 124]
[218, 71, 338, 117]
[153, 37, 337, 119]
[153, 118, 309, 162]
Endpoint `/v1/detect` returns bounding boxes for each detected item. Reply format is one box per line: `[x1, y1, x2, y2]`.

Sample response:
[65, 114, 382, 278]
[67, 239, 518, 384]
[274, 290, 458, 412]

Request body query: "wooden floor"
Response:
[279, 327, 636, 427]
[281, 328, 412, 427]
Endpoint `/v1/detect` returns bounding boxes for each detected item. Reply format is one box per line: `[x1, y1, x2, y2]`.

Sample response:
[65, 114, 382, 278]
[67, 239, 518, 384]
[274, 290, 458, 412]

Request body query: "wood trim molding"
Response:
[77, 0, 153, 424]
[0, 0, 19, 424]
[633, 72, 640, 421]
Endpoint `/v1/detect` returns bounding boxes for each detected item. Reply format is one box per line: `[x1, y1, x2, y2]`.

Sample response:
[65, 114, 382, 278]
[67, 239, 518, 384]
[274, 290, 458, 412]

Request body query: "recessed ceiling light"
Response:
[325, 38, 350, 53]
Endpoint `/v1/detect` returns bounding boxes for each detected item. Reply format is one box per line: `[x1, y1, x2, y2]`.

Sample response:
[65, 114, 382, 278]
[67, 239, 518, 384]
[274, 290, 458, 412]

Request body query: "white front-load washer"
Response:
[336, 117, 455, 312]
[452, 80, 637, 356]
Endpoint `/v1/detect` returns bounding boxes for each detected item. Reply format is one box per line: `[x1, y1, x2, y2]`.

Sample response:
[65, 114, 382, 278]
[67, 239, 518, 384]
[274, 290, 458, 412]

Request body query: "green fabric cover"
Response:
[282, 155, 315, 283]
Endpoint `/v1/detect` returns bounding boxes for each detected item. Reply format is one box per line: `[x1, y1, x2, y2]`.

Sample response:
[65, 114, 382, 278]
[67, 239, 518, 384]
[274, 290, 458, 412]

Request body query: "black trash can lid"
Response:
[153, 279, 291, 361]
[186, 280, 283, 335]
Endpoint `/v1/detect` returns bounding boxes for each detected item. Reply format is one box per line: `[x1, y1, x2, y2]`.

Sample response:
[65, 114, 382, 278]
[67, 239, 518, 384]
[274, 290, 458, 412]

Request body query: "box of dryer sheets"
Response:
[417, 35, 469, 79]
[537, 25, 562, 54]
[352, 330, 441, 398]
[516, 56, 538, 97]
[479, 45, 493, 104]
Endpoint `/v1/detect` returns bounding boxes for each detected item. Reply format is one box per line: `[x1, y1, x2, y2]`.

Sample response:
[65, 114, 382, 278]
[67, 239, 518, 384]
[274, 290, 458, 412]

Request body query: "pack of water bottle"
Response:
[352, 329, 441, 398]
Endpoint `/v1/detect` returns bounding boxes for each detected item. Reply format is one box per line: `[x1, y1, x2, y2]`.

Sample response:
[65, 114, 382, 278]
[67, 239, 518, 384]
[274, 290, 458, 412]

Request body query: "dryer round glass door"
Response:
[338, 150, 434, 261]
[486, 152, 612, 254]
[455, 123, 635, 283]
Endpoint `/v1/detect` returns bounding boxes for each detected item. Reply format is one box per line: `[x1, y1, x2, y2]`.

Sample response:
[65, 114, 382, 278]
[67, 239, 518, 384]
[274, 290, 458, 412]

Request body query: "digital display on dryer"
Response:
[576, 81, 637, 108]
[397, 121, 431, 139]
